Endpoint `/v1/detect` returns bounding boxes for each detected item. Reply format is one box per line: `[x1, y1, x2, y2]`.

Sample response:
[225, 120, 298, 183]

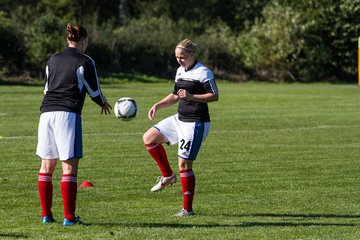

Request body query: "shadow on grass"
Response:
[0, 233, 29, 239]
[220, 213, 360, 219]
[94, 221, 357, 228]
[93, 212, 360, 228]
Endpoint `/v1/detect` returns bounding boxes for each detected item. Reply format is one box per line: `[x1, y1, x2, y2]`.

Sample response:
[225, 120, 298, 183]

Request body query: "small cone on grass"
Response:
[80, 181, 94, 187]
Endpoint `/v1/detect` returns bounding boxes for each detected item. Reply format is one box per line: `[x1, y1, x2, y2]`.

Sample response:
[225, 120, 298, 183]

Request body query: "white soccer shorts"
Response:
[36, 111, 82, 160]
[154, 114, 210, 160]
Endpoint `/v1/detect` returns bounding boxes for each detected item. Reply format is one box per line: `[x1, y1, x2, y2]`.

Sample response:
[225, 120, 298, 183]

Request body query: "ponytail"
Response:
[66, 24, 88, 42]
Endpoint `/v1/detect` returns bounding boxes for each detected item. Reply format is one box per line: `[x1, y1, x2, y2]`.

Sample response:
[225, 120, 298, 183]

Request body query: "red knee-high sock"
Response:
[38, 173, 53, 218]
[180, 169, 195, 211]
[146, 144, 173, 177]
[61, 174, 77, 222]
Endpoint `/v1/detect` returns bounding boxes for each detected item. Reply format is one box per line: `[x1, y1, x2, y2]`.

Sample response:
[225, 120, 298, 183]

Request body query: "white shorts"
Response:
[154, 114, 210, 160]
[36, 111, 82, 161]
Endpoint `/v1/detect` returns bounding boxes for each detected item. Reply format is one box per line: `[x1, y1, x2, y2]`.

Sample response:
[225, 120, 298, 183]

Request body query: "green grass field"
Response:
[1, 80, 360, 239]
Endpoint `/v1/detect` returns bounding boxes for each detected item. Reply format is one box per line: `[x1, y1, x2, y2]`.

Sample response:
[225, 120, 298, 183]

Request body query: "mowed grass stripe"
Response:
[2, 124, 360, 140]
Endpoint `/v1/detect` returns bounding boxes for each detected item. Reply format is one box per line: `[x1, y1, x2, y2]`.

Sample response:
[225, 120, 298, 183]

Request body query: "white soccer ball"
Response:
[114, 97, 138, 121]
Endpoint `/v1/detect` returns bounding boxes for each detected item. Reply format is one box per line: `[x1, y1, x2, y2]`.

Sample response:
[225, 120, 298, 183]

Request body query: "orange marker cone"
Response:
[80, 181, 94, 187]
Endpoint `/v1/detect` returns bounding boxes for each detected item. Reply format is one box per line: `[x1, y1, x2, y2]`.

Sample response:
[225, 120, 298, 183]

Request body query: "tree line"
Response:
[0, 0, 359, 82]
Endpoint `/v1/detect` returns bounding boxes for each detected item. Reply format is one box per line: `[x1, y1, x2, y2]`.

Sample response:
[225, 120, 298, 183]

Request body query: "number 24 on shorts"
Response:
[180, 139, 191, 151]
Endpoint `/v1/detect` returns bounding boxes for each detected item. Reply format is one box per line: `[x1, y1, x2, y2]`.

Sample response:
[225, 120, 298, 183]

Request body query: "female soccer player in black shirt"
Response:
[143, 39, 219, 217]
[36, 24, 111, 225]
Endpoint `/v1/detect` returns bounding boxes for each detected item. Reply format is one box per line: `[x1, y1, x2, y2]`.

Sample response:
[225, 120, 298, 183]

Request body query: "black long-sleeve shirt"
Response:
[40, 47, 107, 114]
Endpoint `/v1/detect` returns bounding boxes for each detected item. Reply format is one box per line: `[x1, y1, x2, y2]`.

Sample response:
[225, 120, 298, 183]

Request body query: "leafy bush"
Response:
[25, 13, 66, 75]
[297, 0, 360, 82]
[113, 16, 180, 77]
[113, 17, 244, 80]
[238, 2, 303, 82]
[194, 21, 245, 80]
[1, 0, 358, 82]
[238, 0, 359, 82]
[84, 18, 119, 72]
[0, 11, 25, 76]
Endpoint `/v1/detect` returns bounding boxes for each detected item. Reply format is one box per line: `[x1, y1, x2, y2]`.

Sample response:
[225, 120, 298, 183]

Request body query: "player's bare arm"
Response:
[148, 93, 179, 121]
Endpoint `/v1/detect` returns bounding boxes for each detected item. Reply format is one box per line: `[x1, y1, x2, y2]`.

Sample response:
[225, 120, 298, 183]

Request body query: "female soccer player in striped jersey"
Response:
[36, 24, 112, 225]
[143, 39, 219, 217]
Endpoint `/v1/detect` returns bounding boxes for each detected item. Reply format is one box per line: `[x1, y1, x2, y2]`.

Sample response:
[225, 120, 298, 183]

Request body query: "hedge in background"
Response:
[0, 0, 359, 82]
[0, 11, 25, 76]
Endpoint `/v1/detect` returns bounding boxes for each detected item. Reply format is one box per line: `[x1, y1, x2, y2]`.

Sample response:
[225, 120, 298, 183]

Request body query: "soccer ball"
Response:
[114, 97, 138, 121]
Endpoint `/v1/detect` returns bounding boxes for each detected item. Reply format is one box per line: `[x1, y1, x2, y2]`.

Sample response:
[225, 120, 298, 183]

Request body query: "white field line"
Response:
[0, 132, 142, 140]
[0, 125, 356, 140]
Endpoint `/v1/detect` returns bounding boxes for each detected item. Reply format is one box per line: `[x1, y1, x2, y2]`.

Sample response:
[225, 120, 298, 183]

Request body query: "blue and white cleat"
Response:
[42, 216, 56, 224]
[63, 216, 88, 226]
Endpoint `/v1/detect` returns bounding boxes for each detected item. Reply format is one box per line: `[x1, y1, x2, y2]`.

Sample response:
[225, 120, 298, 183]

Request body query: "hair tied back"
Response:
[66, 24, 88, 42]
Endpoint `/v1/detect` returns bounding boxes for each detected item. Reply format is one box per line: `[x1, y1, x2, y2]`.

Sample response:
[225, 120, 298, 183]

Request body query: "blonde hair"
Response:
[176, 39, 197, 54]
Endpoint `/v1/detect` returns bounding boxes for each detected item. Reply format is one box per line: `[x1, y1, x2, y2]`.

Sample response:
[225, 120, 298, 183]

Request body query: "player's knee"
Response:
[178, 159, 193, 171]
[143, 128, 158, 144]
[61, 158, 78, 175]
[143, 131, 151, 144]
[39, 159, 57, 174]
[39, 167, 54, 174]
[179, 165, 192, 171]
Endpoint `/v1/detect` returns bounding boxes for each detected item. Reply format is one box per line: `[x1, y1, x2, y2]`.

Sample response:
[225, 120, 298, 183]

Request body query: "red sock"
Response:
[146, 144, 173, 177]
[38, 173, 53, 218]
[180, 169, 195, 211]
[61, 174, 77, 222]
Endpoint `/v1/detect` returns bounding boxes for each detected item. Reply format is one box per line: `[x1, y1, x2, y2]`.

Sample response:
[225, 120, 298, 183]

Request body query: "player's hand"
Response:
[177, 89, 193, 101]
[148, 105, 157, 121]
[101, 102, 112, 115]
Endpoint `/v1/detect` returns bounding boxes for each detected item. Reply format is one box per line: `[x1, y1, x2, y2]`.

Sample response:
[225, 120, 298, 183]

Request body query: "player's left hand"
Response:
[148, 105, 158, 121]
[101, 102, 112, 115]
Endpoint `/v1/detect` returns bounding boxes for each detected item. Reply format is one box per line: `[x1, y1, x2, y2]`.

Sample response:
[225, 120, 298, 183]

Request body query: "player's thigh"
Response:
[36, 112, 59, 159]
[177, 122, 210, 160]
[153, 114, 179, 145]
[143, 127, 169, 144]
[53, 112, 83, 161]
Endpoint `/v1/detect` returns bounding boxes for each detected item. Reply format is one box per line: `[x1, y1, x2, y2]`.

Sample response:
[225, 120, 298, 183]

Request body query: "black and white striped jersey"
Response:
[173, 61, 218, 122]
[40, 47, 107, 114]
